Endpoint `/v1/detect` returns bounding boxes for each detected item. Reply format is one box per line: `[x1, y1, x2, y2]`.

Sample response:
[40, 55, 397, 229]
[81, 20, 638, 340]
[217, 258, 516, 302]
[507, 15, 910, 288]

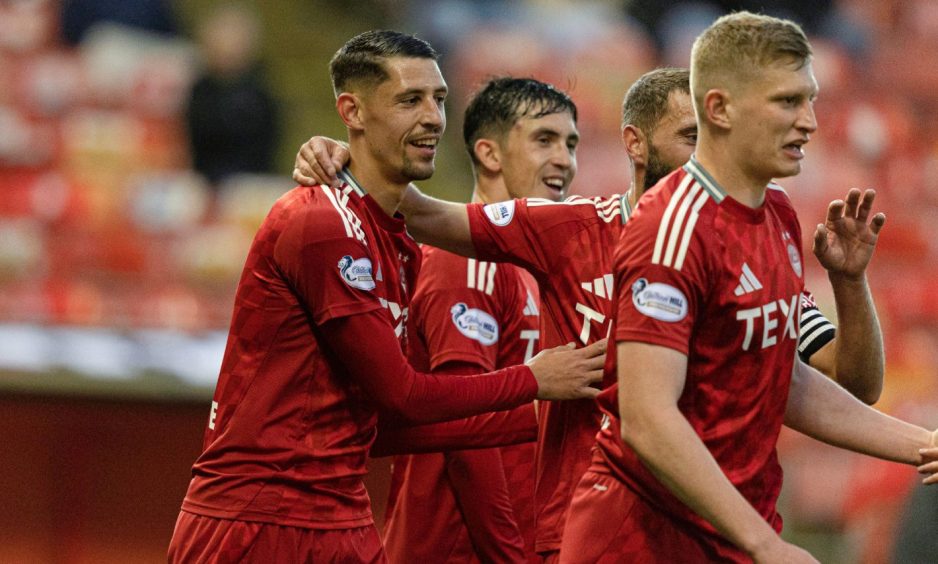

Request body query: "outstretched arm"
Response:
[785, 358, 938, 481]
[809, 188, 885, 404]
[616, 342, 817, 562]
[397, 184, 475, 256]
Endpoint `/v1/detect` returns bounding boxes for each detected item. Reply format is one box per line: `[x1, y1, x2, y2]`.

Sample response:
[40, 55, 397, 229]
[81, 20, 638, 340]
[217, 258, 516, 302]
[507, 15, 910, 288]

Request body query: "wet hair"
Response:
[329, 30, 437, 96]
[621, 67, 690, 138]
[463, 77, 577, 165]
[690, 11, 811, 114]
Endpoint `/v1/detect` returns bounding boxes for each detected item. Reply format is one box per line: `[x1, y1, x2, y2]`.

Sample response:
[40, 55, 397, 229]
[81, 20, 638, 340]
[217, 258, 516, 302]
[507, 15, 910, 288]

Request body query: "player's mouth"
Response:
[409, 137, 439, 158]
[782, 139, 807, 160]
[542, 176, 566, 196]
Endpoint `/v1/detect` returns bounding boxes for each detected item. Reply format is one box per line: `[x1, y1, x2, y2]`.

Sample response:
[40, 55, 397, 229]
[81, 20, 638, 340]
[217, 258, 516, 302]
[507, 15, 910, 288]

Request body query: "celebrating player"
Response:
[166, 30, 604, 563]
[294, 66, 885, 561]
[559, 12, 938, 562]
[383, 77, 579, 563]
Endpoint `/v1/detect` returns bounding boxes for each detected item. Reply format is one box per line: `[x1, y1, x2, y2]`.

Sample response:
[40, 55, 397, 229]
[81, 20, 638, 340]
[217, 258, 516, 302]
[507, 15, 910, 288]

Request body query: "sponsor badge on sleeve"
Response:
[338, 255, 376, 291]
[631, 278, 688, 322]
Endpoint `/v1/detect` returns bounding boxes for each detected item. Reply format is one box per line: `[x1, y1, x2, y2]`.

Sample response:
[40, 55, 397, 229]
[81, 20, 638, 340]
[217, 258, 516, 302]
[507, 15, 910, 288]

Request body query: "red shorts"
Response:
[559, 464, 748, 563]
[167, 510, 387, 563]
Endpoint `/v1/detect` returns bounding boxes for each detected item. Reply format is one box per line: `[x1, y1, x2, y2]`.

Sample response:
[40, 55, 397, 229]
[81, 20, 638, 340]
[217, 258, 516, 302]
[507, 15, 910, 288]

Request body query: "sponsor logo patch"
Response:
[631, 278, 687, 322]
[483, 200, 516, 227]
[338, 255, 376, 291]
[450, 302, 499, 345]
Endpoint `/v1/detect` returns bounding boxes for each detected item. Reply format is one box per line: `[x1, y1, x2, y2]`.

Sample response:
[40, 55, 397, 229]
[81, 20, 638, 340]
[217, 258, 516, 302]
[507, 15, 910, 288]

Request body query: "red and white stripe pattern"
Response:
[467, 258, 497, 295]
[652, 160, 725, 272]
[526, 194, 632, 224]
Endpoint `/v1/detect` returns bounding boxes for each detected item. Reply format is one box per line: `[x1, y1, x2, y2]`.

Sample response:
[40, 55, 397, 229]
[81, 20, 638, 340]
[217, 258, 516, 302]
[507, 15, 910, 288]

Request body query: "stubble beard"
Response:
[644, 143, 674, 190]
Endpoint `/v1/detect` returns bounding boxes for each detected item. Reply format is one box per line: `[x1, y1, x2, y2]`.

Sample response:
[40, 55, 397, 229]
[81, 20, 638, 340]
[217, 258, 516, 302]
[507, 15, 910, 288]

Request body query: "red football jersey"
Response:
[180, 179, 538, 532]
[594, 159, 805, 559]
[468, 195, 630, 552]
[383, 247, 539, 562]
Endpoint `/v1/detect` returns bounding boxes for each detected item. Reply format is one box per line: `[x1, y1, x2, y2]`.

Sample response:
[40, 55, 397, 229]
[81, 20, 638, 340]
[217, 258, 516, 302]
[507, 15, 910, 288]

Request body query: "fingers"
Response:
[870, 212, 886, 235]
[585, 368, 603, 384]
[842, 187, 862, 219]
[812, 224, 828, 258]
[826, 199, 845, 224]
[577, 386, 601, 400]
[580, 337, 608, 357]
[855, 188, 876, 223]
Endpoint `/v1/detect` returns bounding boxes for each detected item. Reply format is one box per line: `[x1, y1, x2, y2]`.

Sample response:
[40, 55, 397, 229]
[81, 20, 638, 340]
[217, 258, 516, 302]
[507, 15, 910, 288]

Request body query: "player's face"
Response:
[730, 60, 818, 181]
[500, 110, 579, 201]
[645, 90, 697, 190]
[362, 57, 447, 182]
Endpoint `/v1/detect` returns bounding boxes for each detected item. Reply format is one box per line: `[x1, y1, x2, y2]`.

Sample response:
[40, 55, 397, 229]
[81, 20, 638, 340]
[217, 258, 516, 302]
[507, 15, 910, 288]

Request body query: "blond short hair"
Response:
[690, 11, 811, 115]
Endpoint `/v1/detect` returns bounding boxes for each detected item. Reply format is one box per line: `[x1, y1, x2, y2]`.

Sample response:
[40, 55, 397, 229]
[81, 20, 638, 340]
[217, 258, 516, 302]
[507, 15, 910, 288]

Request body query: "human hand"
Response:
[293, 136, 350, 188]
[528, 339, 606, 400]
[917, 430, 938, 485]
[812, 188, 885, 280]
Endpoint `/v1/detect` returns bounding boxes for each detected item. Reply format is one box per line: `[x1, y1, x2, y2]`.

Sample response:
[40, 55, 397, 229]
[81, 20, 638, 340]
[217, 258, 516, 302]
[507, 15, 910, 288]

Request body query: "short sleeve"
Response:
[411, 253, 515, 372]
[612, 213, 705, 356]
[467, 198, 601, 276]
[274, 205, 383, 325]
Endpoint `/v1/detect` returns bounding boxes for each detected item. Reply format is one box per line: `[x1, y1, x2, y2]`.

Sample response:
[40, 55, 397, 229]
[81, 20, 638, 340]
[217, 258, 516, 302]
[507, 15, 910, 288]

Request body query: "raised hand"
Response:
[293, 136, 350, 188]
[528, 339, 607, 400]
[812, 188, 886, 280]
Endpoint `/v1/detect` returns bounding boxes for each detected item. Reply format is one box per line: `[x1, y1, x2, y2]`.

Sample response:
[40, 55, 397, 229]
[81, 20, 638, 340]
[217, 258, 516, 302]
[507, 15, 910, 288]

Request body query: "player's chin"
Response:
[403, 161, 436, 181]
[772, 160, 802, 180]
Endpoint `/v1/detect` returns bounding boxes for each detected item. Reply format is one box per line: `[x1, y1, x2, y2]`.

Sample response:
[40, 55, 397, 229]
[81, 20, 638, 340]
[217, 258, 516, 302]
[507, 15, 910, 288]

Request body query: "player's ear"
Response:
[622, 124, 647, 168]
[336, 92, 365, 131]
[474, 138, 502, 174]
[703, 89, 731, 130]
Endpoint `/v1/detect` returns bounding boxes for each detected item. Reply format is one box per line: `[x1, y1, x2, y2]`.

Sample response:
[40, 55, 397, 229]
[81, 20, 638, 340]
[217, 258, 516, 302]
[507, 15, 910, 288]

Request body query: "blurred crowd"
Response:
[1, 0, 937, 561]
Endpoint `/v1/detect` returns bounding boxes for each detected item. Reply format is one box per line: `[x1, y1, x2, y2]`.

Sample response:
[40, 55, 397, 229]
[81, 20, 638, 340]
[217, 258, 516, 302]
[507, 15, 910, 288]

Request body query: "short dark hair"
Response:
[621, 68, 691, 137]
[463, 77, 578, 166]
[329, 30, 437, 96]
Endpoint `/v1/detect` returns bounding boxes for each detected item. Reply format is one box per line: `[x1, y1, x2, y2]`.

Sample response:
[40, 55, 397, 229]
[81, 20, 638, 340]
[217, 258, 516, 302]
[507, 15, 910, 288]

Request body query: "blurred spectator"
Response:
[185, 5, 280, 186]
[60, 0, 177, 45]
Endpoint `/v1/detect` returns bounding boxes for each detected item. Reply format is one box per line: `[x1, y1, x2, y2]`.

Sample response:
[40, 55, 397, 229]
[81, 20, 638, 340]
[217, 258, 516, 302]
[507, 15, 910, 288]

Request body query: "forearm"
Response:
[399, 184, 476, 257]
[785, 359, 928, 464]
[620, 405, 778, 556]
[372, 403, 537, 456]
[827, 273, 884, 403]
[322, 311, 537, 424]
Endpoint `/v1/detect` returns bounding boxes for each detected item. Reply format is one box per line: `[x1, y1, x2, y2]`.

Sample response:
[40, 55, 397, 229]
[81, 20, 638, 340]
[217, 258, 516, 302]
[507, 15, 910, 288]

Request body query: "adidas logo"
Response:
[523, 290, 539, 316]
[581, 274, 614, 299]
[734, 263, 763, 296]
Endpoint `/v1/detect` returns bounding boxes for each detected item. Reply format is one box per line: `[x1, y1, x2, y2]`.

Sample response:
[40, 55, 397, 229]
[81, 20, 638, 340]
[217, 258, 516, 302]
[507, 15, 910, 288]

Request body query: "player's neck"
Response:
[695, 143, 767, 208]
[473, 173, 510, 205]
[346, 160, 409, 218]
[629, 168, 646, 208]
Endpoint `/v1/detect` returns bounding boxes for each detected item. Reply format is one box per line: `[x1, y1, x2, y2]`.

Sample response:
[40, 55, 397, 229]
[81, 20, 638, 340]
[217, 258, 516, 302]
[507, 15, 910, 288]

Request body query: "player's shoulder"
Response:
[418, 244, 516, 294]
[276, 184, 371, 241]
[765, 182, 797, 212]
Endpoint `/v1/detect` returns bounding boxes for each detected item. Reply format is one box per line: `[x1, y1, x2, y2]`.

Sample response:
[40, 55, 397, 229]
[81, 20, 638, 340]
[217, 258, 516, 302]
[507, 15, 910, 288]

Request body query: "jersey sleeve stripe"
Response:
[322, 186, 354, 239]
[653, 173, 695, 265]
[467, 258, 476, 289]
[674, 187, 710, 271]
[485, 262, 497, 295]
[663, 182, 703, 269]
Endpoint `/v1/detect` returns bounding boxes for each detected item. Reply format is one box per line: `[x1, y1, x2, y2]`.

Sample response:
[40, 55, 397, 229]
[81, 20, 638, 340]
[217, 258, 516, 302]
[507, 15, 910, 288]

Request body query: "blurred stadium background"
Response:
[2, 0, 937, 562]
